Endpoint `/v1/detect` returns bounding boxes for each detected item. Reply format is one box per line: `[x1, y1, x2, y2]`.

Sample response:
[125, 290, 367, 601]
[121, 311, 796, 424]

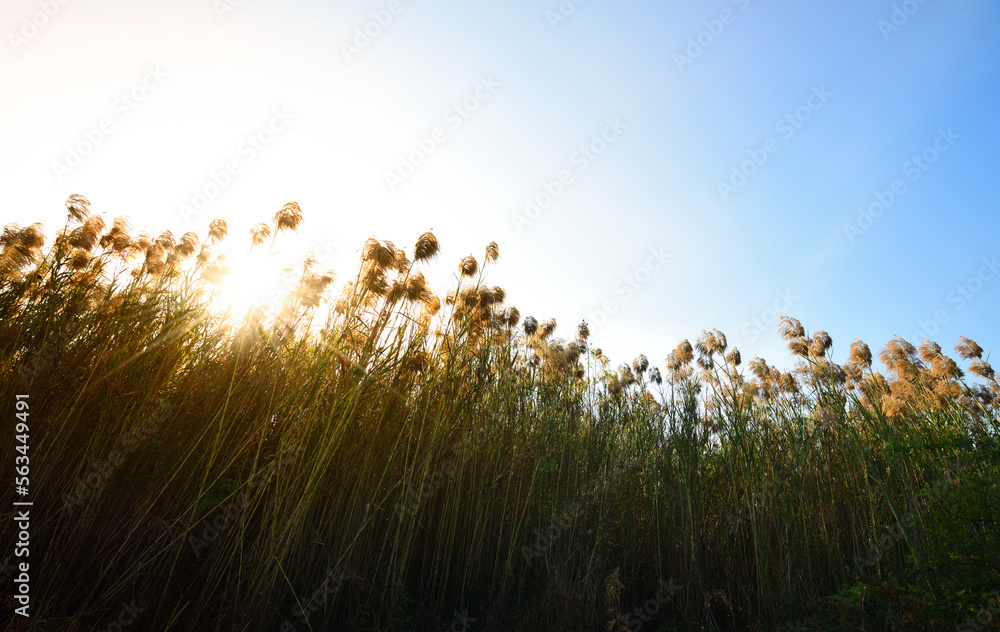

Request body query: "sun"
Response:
[210, 247, 298, 319]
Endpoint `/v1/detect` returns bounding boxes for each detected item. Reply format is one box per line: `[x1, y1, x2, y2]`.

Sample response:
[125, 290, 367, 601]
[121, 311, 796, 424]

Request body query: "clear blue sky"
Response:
[1, 0, 997, 373]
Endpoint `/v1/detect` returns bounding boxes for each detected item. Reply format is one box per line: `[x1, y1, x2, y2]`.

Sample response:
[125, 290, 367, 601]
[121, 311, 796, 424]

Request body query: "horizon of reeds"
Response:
[0, 195, 997, 632]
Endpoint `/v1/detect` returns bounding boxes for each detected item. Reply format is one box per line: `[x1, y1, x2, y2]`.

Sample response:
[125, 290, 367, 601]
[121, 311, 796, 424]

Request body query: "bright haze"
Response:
[1, 0, 998, 371]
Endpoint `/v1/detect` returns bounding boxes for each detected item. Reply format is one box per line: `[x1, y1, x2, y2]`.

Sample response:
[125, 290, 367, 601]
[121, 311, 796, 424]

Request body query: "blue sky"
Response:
[1, 0, 997, 373]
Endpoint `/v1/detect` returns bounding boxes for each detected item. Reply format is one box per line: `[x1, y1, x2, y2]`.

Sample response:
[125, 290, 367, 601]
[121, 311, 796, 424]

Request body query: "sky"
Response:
[1, 0, 998, 374]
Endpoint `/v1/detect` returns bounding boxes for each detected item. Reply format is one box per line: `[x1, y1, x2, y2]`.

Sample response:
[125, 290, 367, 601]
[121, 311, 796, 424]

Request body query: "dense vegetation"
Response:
[1, 196, 998, 631]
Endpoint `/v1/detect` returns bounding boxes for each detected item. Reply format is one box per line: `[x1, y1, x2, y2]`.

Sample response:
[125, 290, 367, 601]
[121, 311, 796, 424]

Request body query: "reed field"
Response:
[1, 195, 998, 632]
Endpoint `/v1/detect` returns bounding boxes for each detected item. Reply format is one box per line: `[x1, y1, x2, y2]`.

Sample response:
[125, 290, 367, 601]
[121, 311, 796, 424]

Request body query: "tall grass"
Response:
[1, 196, 997, 631]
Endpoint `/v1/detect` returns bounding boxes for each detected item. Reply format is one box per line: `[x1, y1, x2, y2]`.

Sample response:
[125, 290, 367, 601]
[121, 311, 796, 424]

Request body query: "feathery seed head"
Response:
[176, 232, 199, 257]
[491, 285, 506, 305]
[848, 339, 872, 368]
[274, 201, 303, 233]
[485, 241, 499, 263]
[726, 348, 741, 367]
[424, 295, 442, 317]
[649, 366, 662, 385]
[778, 316, 805, 341]
[362, 238, 397, 270]
[66, 194, 91, 223]
[538, 318, 556, 340]
[69, 248, 91, 270]
[394, 249, 410, 273]
[523, 315, 538, 336]
[788, 339, 809, 358]
[811, 330, 833, 355]
[208, 219, 229, 243]
[880, 337, 922, 382]
[250, 222, 271, 247]
[969, 359, 995, 381]
[505, 307, 521, 328]
[155, 230, 175, 252]
[459, 255, 478, 278]
[414, 231, 440, 262]
[633, 354, 649, 375]
[918, 340, 943, 364]
[955, 336, 983, 360]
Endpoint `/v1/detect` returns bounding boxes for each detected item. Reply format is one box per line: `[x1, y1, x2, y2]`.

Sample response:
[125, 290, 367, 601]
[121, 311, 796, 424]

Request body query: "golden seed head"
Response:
[360, 261, 388, 295]
[523, 315, 538, 336]
[748, 357, 769, 381]
[538, 318, 556, 340]
[459, 255, 478, 278]
[69, 248, 90, 270]
[577, 321, 590, 342]
[726, 349, 741, 367]
[649, 367, 662, 384]
[69, 216, 105, 251]
[414, 231, 440, 262]
[632, 354, 649, 375]
[362, 238, 397, 270]
[485, 241, 499, 263]
[955, 336, 983, 360]
[155, 230, 175, 252]
[66, 194, 91, 223]
[788, 339, 809, 358]
[491, 286, 506, 305]
[879, 337, 921, 382]
[811, 330, 833, 356]
[176, 232, 200, 257]
[848, 339, 872, 368]
[424, 295, 442, 317]
[405, 271, 428, 301]
[969, 359, 995, 380]
[918, 340, 943, 364]
[394, 249, 410, 273]
[208, 218, 229, 243]
[250, 222, 271, 247]
[274, 201, 303, 233]
[778, 316, 805, 341]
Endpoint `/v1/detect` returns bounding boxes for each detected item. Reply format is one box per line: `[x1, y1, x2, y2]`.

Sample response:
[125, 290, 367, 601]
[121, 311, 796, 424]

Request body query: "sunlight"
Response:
[210, 246, 297, 319]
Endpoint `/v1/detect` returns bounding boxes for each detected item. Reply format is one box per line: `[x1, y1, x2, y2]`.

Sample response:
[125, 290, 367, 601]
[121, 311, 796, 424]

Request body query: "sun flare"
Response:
[210, 247, 297, 319]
